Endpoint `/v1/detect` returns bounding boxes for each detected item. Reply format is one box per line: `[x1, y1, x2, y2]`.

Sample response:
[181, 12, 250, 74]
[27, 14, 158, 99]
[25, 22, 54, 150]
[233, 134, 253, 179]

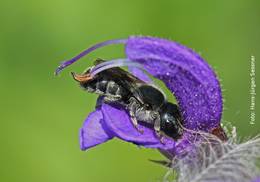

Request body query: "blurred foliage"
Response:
[0, 0, 259, 181]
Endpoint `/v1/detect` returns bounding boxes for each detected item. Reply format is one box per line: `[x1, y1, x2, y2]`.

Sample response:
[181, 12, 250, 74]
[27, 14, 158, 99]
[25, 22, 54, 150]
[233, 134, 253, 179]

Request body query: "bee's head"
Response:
[159, 102, 183, 140]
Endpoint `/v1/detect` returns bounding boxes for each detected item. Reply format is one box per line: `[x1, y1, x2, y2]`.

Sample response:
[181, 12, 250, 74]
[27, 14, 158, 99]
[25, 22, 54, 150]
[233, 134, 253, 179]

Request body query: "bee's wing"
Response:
[107, 67, 147, 104]
[109, 68, 166, 109]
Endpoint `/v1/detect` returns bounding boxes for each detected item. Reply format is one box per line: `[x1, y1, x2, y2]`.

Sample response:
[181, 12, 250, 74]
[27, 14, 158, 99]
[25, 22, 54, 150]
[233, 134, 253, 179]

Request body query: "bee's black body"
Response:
[72, 61, 183, 140]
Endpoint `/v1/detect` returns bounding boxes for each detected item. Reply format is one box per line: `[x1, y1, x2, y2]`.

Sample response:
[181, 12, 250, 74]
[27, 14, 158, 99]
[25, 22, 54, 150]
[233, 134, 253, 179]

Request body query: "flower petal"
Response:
[252, 178, 260, 182]
[125, 36, 222, 131]
[80, 109, 113, 150]
[101, 103, 175, 149]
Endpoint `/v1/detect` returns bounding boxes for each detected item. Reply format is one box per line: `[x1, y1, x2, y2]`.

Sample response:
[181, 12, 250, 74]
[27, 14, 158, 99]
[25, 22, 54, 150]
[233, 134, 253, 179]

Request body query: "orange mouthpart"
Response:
[71, 72, 93, 82]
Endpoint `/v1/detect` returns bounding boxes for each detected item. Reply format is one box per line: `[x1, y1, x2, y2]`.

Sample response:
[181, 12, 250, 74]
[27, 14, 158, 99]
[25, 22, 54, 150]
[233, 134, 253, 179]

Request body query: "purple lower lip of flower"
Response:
[56, 36, 223, 153]
[252, 177, 260, 182]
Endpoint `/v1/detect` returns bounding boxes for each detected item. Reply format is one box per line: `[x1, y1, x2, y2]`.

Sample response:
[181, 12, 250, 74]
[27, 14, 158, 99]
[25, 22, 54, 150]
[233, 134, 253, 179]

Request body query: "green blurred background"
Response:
[0, 0, 259, 181]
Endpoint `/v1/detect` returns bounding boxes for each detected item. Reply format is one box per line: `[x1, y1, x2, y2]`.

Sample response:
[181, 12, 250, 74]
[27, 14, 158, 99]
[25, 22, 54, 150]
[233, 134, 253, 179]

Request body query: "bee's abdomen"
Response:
[95, 80, 122, 97]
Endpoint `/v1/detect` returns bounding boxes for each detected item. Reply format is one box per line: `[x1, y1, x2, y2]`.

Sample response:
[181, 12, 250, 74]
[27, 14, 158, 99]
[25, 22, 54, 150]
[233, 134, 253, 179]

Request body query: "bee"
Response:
[71, 59, 183, 141]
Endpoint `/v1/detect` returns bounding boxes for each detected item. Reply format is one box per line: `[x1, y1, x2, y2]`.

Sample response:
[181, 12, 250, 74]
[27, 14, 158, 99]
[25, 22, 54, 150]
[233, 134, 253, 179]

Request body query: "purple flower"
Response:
[56, 36, 224, 155]
[252, 178, 260, 182]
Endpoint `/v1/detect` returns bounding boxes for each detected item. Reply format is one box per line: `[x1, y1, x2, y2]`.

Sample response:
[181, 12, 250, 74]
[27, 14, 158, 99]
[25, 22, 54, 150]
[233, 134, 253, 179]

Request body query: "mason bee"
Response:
[71, 59, 183, 141]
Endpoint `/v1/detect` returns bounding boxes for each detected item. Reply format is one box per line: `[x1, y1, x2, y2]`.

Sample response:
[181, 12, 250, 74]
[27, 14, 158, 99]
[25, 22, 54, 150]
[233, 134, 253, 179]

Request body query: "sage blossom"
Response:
[56, 36, 226, 155]
[56, 36, 260, 181]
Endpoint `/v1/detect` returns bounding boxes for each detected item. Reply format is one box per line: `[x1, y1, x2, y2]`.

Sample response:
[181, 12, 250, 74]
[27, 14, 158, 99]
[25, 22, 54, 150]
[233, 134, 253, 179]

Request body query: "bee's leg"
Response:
[129, 111, 144, 134]
[127, 98, 144, 134]
[95, 96, 105, 108]
[102, 96, 112, 103]
[153, 117, 166, 144]
[154, 117, 161, 136]
[103, 96, 142, 133]
[103, 95, 121, 103]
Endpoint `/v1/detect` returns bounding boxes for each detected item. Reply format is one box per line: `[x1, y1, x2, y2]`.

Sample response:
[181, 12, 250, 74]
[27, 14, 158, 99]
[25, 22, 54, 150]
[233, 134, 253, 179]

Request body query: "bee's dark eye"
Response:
[159, 102, 183, 139]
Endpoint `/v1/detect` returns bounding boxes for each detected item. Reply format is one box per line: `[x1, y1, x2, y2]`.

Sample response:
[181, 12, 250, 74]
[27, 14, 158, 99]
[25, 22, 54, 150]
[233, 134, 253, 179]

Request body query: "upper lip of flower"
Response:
[56, 36, 223, 153]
